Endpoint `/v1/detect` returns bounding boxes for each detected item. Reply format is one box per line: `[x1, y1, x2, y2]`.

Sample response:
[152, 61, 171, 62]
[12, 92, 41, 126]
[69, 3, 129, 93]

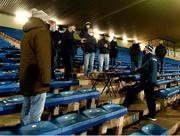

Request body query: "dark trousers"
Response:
[131, 60, 139, 72]
[157, 57, 164, 73]
[51, 55, 55, 79]
[110, 57, 116, 66]
[123, 82, 156, 118]
[63, 53, 74, 80]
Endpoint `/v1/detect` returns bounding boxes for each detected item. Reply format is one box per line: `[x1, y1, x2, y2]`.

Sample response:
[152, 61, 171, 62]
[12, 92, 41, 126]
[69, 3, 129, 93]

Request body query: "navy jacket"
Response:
[137, 53, 158, 84]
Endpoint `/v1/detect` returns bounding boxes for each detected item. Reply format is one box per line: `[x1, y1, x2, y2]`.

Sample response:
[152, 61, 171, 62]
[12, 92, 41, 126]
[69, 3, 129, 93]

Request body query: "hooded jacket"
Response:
[137, 53, 157, 84]
[83, 33, 97, 53]
[20, 17, 51, 96]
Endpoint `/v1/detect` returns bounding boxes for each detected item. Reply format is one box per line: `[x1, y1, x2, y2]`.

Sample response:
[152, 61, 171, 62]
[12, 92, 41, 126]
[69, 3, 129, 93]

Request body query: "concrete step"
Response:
[128, 100, 162, 116]
[123, 106, 180, 135]
[0, 113, 20, 127]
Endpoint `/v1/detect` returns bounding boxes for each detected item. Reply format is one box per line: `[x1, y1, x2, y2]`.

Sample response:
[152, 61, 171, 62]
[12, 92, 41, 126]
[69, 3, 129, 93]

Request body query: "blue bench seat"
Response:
[0, 63, 20, 71]
[0, 79, 79, 94]
[0, 71, 19, 81]
[157, 86, 180, 98]
[1, 104, 127, 135]
[129, 124, 168, 135]
[0, 89, 100, 115]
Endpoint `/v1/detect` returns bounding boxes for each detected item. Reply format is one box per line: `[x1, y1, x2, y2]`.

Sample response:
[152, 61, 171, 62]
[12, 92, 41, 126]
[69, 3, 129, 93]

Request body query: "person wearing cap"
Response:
[123, 44, 158, 121]
[20, 8, 51, 125]
[155, 41, 167, 73]
[79, 22, 92, 38]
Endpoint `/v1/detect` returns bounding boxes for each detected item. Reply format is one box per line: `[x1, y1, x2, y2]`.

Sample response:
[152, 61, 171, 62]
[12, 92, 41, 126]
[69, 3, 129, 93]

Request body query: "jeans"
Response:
[99, 54, 109, 72]
[84, 52, 95, 76]
[21, 93, 46, 126]
[110, 57, 116, 66]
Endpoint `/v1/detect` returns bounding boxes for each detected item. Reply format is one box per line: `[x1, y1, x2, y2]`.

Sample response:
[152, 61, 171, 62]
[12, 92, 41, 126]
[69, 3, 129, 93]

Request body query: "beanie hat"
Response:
[145, 44, 154, 53]
[85, 22, 91, 25]
[31, 8, 49, 22]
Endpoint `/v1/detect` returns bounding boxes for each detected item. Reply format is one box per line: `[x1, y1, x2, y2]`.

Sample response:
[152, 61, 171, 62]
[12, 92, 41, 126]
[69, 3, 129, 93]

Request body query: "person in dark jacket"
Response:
[98, 34, 111, 72]
[123, 44, 158, 121]
[110, 37, 118, 66]
[129, 43, 141, 72]
[61, 25, 85, 80]
[83, 27, 97, 76]
[155, 42, 167, 73]
[56, 25, 65, 68]
[48, 20, 58, 79]
[20, 8, 51, 125]
[79, 22, 92, 38]
[49, 21, 64, 70]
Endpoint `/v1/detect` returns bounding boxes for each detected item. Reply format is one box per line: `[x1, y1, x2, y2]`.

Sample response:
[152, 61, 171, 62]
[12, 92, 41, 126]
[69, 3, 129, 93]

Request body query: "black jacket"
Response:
[61, 30, 80, 54]
[155, 44, 167, 58]
[79, 25, 88, 38]
[137, 53, 157, 84]
[83, 34, 97, 53]
[110, 40, 118, 58]
[50, 31, 62, 57]
[129, 43, 141, 62]
[98, 38, 110, 54]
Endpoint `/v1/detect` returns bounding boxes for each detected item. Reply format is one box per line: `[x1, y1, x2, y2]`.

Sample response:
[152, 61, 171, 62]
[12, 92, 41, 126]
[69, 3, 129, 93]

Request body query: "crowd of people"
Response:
[20, 8, 167, 125]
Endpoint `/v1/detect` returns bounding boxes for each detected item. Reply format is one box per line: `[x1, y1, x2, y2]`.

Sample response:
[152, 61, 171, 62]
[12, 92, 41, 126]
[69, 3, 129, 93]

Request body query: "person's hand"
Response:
[81, 38, 86, 43]
[104, 43, 108, 48]
[58, 40, 61, 44]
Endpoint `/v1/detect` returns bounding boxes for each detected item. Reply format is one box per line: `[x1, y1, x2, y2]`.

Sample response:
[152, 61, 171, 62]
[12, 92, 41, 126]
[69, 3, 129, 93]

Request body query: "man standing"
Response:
[61, 25, 85, 80]
[20, 8, 51, 125]
[83, 27, 97, 77]
[98, 34, 111, 72]
[155, 41, 167, 73]
[110, 37, 118, 66]
[123, 44, 158, 121]
[129, 42, 141, 72]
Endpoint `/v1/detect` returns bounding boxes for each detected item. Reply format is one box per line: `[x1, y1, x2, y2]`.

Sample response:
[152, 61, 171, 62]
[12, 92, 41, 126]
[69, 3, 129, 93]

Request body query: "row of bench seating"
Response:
[0, 79, 79, 94]
[129, 124, 168, 135]
[156, 86, 180, 98]
[0, 104, 128, 135]
[119, 74, 180, 82]
[0, 70, 63, 81]
[0, 88, 100, 115]
[0, 26, 23, 41]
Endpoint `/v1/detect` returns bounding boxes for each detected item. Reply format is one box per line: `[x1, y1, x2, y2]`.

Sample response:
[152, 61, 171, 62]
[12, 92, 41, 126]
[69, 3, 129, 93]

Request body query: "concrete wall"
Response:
[0, 13, 23, 29]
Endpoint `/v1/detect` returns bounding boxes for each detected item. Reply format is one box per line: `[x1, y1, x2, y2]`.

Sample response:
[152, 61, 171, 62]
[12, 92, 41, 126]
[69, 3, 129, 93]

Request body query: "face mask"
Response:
[89, 32, 94, 36]
[50, 26, 56, 32]
[113, 39, 117, 42]
[86, 25, 90, 28]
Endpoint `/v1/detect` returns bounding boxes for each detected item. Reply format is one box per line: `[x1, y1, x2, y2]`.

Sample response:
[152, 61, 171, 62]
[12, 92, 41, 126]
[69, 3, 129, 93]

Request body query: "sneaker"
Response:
[148, 117, 157, 121]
